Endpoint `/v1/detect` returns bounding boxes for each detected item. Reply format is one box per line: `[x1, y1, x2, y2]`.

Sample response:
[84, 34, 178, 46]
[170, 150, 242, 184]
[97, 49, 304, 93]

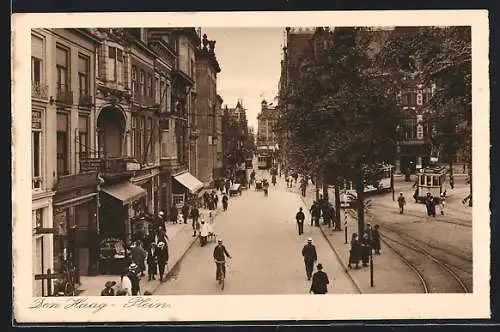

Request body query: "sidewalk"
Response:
[79, 203, 222, 296]
[294, 183, 424, 293]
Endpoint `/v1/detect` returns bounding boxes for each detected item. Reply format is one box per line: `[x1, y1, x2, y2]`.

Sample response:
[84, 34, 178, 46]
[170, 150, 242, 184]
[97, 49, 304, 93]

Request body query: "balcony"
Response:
[32, 176, 43, 191]
[78, 90, 93, 108]
[56, 84, 74, 105]
[32, 81, 48, 100]
[79, 151, 135, 177]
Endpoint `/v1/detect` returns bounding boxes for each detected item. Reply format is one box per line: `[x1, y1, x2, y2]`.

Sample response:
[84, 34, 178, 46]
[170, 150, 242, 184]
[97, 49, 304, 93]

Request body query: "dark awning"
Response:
[101, 182, 147, 206]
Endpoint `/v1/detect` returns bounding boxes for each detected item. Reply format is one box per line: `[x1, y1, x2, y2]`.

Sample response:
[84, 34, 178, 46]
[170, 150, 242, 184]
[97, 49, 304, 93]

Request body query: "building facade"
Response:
[31, 28, 100, 295]
[221, 100, 249, 175]
[256, 100, 279, 152]
[195, 33, 221, 186]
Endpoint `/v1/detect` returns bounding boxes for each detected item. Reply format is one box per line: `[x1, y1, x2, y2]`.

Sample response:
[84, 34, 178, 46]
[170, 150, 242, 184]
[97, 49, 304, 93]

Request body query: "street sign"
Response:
[34, 272, 65, 280]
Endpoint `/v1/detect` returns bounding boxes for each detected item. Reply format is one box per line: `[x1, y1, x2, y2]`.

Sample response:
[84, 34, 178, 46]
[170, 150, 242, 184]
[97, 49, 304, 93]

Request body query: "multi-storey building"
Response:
[31, 28, 100, 295]
[221, 100, 249, 175]
[214, 94, 224, 178]
[195, 33, 221, 186]
[256, 100, 279, 152]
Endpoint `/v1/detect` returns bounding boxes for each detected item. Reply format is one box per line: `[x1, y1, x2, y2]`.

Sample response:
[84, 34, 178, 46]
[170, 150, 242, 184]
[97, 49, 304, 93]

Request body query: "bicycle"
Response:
[215, 259, 228, 290]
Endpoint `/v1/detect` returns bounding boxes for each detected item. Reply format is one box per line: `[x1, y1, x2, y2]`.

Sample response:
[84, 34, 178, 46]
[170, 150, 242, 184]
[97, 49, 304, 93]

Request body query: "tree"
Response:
[278, 27, 401, 235]
[378, 26, 472, 195]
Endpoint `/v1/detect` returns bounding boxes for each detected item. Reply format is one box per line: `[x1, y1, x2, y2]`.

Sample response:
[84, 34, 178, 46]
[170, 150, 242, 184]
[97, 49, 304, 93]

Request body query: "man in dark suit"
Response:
[310, 263, 329, 294]
[302, 238, 318, 280]
[146, 243, 158, 281]
[296, 207, 305, 235]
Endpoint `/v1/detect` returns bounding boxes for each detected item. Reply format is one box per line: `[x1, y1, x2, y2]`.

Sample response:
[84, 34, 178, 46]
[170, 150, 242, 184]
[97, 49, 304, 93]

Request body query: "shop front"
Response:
[98, 181, 147, 274]
[52, 172, 99, 280]
[172, 171, 204, 208]
[32, 193, 55, 297]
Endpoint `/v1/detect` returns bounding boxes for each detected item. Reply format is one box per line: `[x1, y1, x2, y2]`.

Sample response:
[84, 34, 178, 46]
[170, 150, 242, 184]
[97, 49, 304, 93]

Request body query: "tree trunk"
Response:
[322, 183, 329, 202]
[449, 160, 455, 189]
[356, 171, 365, 236]
[315, 173, 320, 201]
[334, 181, 341, 231]
[468, 165, 472, 207]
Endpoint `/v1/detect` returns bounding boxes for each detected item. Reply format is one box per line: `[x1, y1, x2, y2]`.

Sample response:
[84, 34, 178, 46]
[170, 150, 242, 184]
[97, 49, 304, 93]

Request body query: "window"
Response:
[420, 175, 425, 186]
[78, 54, 90, 97]
[155, 77, 160, 103]
[139, 70, 145, 96]
[31, 35, 44, 86]
[426, 175, 432, 186]
[416, 91, 423, 105]
[56, 112, 69, 176]
[78, 115, 89, 160]
[160, 79, 166, 109]
[432, 176, 439, 186]
[32, 110, 43, 190]
[131, 65, 137, 95]
[56, 46, 69, 94]
[190, 59, 195, 78]
[131, 116, 137, 158]
[108, 46, 124, 83]
[147, 73, 153, 97]
[147, 118, 153, 163]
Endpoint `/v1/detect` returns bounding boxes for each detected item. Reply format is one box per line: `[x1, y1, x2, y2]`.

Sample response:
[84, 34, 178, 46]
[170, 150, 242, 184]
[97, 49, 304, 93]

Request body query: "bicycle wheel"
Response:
[220, 275, 224, 290]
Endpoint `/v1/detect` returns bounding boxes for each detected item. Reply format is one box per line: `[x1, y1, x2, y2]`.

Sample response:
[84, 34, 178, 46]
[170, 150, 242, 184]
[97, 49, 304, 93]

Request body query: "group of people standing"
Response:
[309, 195, 337, 229]
[348, 224, 381, 269]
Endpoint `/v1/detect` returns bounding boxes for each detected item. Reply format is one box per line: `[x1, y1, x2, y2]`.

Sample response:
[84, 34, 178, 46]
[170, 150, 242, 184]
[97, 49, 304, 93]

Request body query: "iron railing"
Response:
[56, 84, 74, 105]
[32, 81, 48, 100]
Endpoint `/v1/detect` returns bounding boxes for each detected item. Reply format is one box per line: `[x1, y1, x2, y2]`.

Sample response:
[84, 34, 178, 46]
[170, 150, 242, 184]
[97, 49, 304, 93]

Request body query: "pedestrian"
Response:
[131, 240, 146, 277]
[156, 242, 168, 282]
[192, 214, 201, 237]
[213, 191, 219, 209]
[360, 232, 370, 267]
[154, 226, 169, 246]
[123, 263, 140, 296]
[309, 263, 329, 294]
[170, 204, 178, 224]
[296, 207, 305, 235]
[312, 203, 321, 227]
[425, 193, 436, 217]
[322, 203, 332, 226]
[146, 243, 158, 281]
[203, 191, 210, 209]
[100, 281, 116, 296]
[182, 203, 190, 224]
[225, 179, 231, 194]
[372, 225, 381, 255]
[285, 176, 289, 188]
[438, 191, 446, 215]
[348, 233, 361, 269]
[309, 201, 317, 226]
[301, 238, 318, 280]
[190, 204, 200, 236]
[287, 175, 294, 188]
[199, 220, 210, 246]
[397, 192, 406, 214]
[222, 193, 229, 211]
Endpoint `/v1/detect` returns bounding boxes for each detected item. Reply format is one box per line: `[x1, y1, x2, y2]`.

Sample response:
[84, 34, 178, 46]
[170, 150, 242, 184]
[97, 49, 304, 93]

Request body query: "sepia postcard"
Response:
[11, 10, 490, 323]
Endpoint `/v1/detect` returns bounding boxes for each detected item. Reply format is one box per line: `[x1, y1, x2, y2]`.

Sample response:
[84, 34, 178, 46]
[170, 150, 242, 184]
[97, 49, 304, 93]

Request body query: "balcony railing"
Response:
[32, 81, 48, 100]
[78, 90, 93, 107]
[56, 84, 74, 105]
[79, 151, 130, 175]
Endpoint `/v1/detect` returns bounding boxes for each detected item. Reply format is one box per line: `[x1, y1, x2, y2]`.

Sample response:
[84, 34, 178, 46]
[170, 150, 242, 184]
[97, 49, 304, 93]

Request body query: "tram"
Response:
[413, 166, 448, 203]
[257, 154, 272, 169]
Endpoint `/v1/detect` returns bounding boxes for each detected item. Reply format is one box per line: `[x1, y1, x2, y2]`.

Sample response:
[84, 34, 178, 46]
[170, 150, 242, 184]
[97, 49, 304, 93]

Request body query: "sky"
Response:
[201, 28, 285, 129]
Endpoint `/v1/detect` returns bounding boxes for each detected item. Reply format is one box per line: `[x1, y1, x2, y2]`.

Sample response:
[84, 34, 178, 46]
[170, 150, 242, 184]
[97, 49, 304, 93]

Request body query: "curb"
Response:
[150, 208, 222, 294]
[298, 193, 364, 294]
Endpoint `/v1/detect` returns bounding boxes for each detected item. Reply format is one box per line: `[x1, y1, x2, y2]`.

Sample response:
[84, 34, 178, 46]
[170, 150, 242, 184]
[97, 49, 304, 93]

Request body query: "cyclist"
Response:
[213, 239, 232, 282]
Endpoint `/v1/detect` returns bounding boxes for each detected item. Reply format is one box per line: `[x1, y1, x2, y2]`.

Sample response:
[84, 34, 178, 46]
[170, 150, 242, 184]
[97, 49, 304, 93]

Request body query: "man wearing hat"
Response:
[310, 263, 329, 294]
[156, 242, 169, 282]
[146, 242, 158, 281]
[302, 238, 318, 280]
[100, 281, 116, 296]
[295, 207, 305, 235]
[123, 263, 140, 296]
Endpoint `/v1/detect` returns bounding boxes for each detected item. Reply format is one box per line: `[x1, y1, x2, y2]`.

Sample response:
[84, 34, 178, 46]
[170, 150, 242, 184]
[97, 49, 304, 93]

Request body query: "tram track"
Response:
[380, 231, 470, 293]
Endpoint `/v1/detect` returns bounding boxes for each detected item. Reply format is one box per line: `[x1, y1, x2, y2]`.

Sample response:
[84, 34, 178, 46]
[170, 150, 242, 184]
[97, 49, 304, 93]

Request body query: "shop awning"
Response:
[174, 172, 204, 194]
[101, 182, 147, 206]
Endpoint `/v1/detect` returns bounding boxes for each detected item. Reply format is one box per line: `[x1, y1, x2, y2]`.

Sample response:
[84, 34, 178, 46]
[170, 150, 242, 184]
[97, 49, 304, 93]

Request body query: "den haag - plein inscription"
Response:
[29, 297, 172, 314]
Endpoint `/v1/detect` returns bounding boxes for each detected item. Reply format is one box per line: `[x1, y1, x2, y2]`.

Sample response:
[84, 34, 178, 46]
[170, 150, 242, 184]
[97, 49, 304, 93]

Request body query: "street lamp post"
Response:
[369, 224, 374, 287]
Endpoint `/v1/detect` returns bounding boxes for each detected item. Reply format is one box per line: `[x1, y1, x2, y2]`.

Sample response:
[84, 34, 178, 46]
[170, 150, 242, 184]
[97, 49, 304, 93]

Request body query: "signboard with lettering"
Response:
[55, 172, 98, 192]
[32, 111, 42, 130]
